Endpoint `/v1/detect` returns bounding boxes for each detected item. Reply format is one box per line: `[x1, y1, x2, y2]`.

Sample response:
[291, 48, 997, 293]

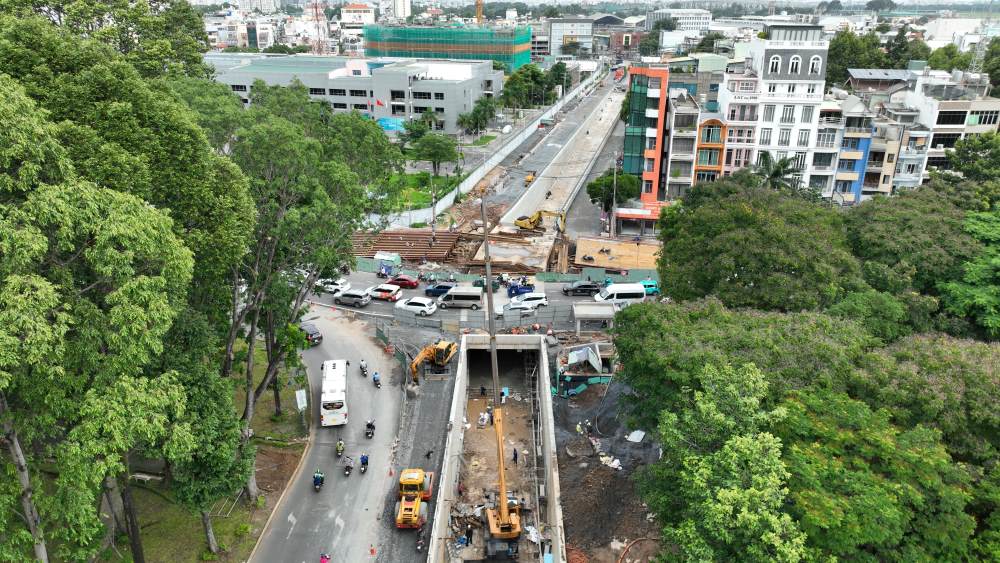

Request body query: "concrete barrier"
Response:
[369, 67, 607, 228]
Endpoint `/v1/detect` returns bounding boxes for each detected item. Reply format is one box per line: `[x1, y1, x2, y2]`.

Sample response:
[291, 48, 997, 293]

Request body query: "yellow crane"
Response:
[476, 0, 484, 24]
[514, 210, 565, 233]
[408, 340, 458, 384]
[483, 406, 522, 556]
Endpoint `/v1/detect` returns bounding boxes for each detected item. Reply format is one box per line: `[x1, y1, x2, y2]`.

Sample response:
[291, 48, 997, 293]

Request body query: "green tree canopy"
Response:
[776, 390, 975, 561]
[638, 32, 660, 56]
[692, 32, 725, 53]
[652, 17, 677, 31]
[929, 43, 972, 71]
[845, 184, 981, 294]
[827, 31, 888, 85]
[412, 132, 459, 176]
[585, 167, 640, 212]
[659, 186, 864, 311]
[613, 300, 876, 428]
[941, 209, 1000, 336]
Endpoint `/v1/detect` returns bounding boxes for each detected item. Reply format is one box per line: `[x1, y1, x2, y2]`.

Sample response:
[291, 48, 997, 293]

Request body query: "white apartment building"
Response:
[549, 18, 595, 56]
[885, 68, 1000, 178]
[645, 9, 711, 32]
[715, 24, 829, 190]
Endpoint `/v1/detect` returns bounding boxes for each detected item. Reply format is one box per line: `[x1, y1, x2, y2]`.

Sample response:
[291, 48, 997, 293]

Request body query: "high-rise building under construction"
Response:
[364, 25, 532, 71]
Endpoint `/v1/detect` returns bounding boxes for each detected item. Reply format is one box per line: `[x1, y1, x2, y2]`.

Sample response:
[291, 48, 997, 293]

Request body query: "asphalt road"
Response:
[251, 310, 403, 563]
[488, 75, 617, 209]
[313, 271, 597, 317]
[565, 119, 625, 238]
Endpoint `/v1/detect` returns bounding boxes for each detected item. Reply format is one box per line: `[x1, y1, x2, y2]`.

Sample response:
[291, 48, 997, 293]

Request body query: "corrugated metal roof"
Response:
[847, 68, 911, 80]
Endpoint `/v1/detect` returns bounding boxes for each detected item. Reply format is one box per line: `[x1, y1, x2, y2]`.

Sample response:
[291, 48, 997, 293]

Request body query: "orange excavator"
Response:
[409, 340, 457, 385]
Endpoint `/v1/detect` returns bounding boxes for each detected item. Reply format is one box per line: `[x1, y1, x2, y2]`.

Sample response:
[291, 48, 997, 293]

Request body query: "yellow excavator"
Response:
[514, 210, 565, 233]
[483, 405, 522, 558]
[409, 340, 458, 384]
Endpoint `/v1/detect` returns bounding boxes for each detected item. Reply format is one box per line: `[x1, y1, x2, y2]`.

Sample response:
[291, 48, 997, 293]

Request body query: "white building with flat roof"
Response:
[645, 9, 711, 32]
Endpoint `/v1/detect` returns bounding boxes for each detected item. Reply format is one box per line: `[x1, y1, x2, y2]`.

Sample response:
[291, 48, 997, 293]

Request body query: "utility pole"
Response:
[610, 152, 618, 238]
[480, 198, 501, 406]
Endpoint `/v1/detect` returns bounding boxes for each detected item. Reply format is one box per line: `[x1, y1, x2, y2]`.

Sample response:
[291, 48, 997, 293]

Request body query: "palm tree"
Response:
[754, 151, 798, 191]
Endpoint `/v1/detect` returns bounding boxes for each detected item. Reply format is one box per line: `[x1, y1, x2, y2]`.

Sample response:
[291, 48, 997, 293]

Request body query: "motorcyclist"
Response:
[336, 439, 345, 455]
[360, 453, 369, 468]
[320, 553, 331, 563]
[359, 358, 368, 374]
[366, 419, 375, 433]
[313, 469, 324, 487]
[372, 372, 381, 386]
[345, 456, 355, 469]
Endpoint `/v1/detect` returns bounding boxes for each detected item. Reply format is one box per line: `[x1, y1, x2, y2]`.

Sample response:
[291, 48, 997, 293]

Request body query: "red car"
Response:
[389, 275, 419, 289]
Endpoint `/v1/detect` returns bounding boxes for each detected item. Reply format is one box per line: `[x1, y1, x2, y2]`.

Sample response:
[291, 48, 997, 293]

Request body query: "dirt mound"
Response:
[255, 446, 301, 494]
[566, 545, 590, 563]
[559, 462, 656, 551]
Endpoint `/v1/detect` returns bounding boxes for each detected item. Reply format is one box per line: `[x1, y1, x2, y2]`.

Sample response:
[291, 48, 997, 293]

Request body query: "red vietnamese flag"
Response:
[376, 99, 385, 107]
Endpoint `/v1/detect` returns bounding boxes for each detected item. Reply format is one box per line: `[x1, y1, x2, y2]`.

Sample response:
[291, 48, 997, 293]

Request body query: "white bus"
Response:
[320, 359, 348, 426]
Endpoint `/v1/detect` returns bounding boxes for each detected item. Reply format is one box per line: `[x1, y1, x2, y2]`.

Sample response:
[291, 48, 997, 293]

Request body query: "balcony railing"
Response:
[815, 140, 838, 149]
[727, 114, 759, 122]
[818, 117, 845, 127]
[844, 126, 872, 135]
[762, 91, 824, 100]
[764, 39, 829, 48]
[812, 165, 834, 172]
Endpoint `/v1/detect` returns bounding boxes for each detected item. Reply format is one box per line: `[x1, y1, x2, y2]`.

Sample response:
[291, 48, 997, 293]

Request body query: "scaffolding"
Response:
[363, 25, 532, 70]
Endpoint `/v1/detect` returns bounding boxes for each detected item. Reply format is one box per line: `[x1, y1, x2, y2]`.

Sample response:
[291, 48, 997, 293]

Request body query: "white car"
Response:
[510, 292, 548, 308]
[495, 300, 542, 318]
[316, 277, 350, 295]
[396, 297, 438, 317]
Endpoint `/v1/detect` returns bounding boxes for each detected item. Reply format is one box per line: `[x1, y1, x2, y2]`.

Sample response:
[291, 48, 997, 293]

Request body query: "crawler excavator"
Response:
[514, 210, 565, 233]
[408, 340, 458, 384]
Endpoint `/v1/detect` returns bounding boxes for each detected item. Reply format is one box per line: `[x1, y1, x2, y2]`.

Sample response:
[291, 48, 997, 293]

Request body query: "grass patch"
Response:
[234, 346, 307, 441]
[97, 486, 259, 563]
[468, 134, 496, 146]
[388, 172, 464, 212]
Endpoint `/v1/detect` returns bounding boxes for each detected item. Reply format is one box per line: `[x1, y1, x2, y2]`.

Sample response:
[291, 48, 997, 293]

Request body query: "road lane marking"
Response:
[286, 512, 297, 539]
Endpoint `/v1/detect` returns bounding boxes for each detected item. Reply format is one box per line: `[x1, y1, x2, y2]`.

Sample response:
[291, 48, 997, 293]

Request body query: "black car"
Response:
[562, 280, 602, 296]
[300, 322, 322, 346]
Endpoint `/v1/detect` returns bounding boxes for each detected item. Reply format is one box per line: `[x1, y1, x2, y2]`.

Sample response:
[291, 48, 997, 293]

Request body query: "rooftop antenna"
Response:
[311, 0, 326, 54]
[969, 0, 994, 75]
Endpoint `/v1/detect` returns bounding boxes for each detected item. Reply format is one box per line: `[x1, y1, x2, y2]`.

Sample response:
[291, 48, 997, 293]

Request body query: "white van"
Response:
[593, 283, 646, 306]
[438, 286, 484, 310]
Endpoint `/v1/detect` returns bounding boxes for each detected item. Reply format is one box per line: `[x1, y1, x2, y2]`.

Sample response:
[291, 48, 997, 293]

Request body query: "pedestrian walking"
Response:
[512, 448, 519, 465]
[576, 422, 583, 435]
[425, 449, 434, 459]
[465, 525, 473, 544]
[480, 385, 487, 397]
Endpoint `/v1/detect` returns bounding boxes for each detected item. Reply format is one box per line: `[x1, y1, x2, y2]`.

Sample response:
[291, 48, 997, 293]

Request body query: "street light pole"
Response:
[610, 151, 618, 238]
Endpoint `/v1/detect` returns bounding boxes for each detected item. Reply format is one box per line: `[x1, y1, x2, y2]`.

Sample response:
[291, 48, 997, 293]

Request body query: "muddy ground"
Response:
[554, 384, 661, 563]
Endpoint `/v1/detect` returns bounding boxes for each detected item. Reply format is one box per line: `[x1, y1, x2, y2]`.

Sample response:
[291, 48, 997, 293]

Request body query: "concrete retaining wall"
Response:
[370, 68, 606, 228]
[427, 334, 565, 563]
[427, 336, 471, 563]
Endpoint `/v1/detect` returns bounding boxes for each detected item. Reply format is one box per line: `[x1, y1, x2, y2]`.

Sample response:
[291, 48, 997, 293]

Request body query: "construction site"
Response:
[363, 25, 532, 71]
[351, 85, 632, 277]
[428, 334, 565, 562]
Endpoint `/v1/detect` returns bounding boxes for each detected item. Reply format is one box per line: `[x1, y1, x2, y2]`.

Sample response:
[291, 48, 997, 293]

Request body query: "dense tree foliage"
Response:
[827, 31, 888, 86]
[613, 299, 874, 428]
[659, 185, 863, 311]
[585, 167, 640, 212]
[845, 183, 981, 294]
[0, 6, 399, 561]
